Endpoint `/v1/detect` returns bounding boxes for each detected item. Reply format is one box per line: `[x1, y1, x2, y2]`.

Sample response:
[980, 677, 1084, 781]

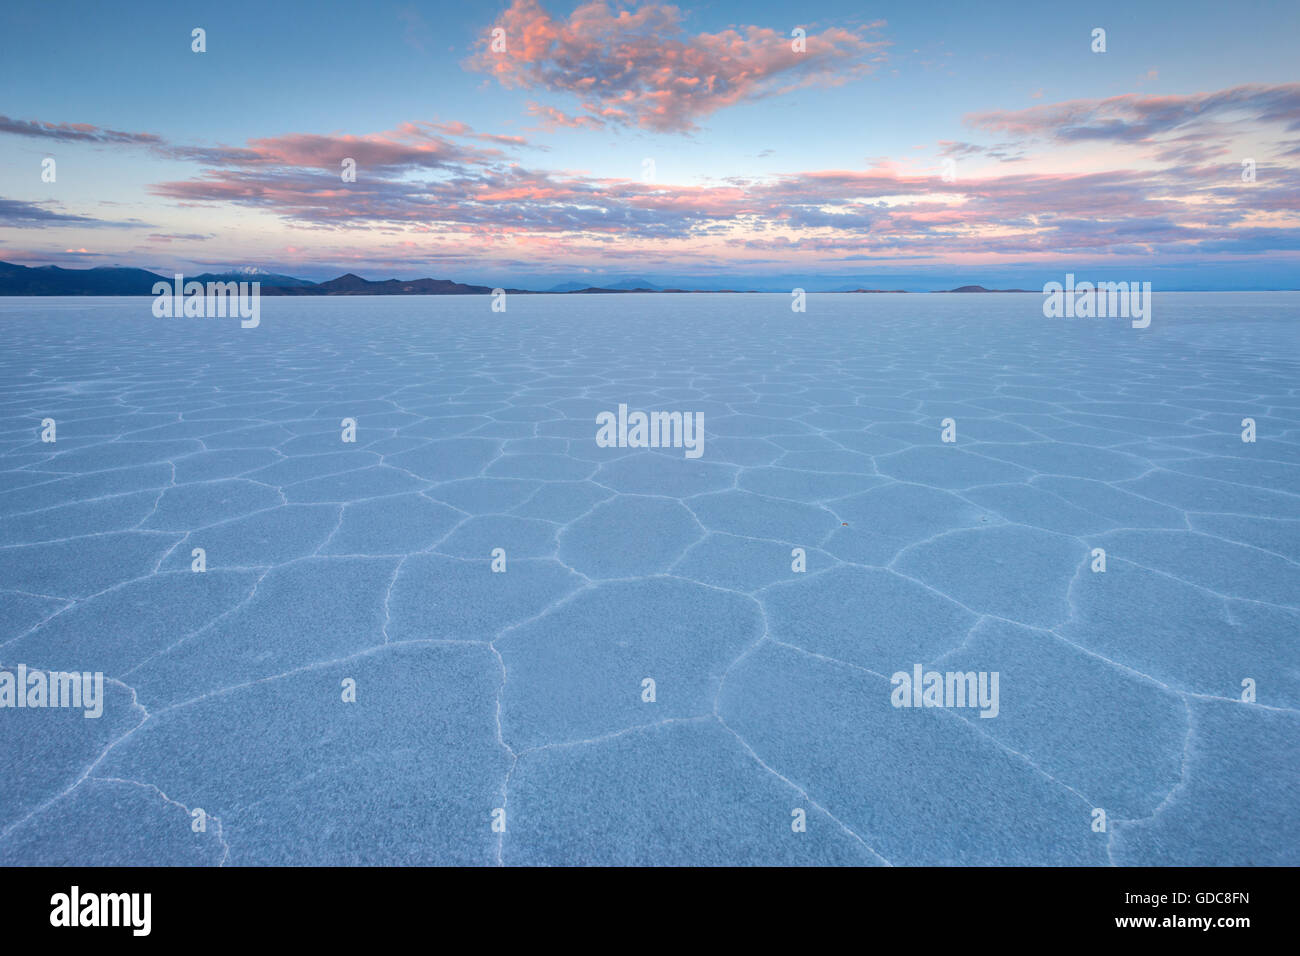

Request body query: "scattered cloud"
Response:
[140, 110, 1300, 264]
[0, 115, 163, 146]
[966, 83, 1300, 146]
[468, 0, 889, 132]
[0, 197, 131, 228]
[4, 74, 1297, 272]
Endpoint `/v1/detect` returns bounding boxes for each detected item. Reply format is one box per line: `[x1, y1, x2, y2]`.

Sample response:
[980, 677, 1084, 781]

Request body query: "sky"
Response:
[1, 0, 1297, 290]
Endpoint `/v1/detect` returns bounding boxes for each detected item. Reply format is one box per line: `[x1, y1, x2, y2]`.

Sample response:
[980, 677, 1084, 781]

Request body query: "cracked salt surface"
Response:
[0, 292, 1297, 865]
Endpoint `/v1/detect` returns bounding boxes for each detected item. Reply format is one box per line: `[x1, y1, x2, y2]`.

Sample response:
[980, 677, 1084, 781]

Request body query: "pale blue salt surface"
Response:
[0, 292, 1296, 866]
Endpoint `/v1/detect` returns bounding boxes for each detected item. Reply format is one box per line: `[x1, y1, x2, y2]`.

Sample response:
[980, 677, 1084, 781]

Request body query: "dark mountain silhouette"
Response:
[262, 274, 538, 295]
[563, 285, 660, 294]
[194, 269, 315, 288]
[0, 261, 167, 295]
[0, 260, 1045, 296]
[0, 261, 514, 296]
[603, 277, 662, 291]
[936, 284, 1035, 293]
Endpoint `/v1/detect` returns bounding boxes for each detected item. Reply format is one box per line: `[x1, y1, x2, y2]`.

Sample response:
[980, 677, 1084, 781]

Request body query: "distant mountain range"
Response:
[932, 284, 1035, 293]
[197, 268, 317, 288]
[0, 260, 1039, 296]
[0, 261, 169, 296]
[546, 277, 662, 292]
[259, 273, 527, 296]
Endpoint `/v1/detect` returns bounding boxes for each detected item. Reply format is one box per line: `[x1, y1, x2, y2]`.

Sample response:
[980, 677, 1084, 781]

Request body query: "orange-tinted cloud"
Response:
[469, 0, 888, 132]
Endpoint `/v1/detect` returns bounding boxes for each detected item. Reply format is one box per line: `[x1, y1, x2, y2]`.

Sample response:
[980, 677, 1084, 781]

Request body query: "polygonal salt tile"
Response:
[0, 677, 143, 832]
[4, 569, 259, 675]
[1110, 700, 1300, 865]
[498, 577, 760, 749]
[282, 466, 425, 503]
[936, 617, 1185, 819]
[143, 479, 283, 531]
[764, 565, 976, 673]
[128, 556, 399, 707]
[876, 446, 1033, 489]
[672, 533, 834, 592]
[893, 524, 1081, 627]
[386, 438, 500, 481]
[964, 483, 1117, 535]
[245, 451, 380, 486]
[0, 777, 227, 865]
[510, 481, 613, 523]
[738, 467, 885, 502]
[974, 442, 1151, 481]
[159, 502, 339, 568]
[0, 490, 160, 544]
[485, 453, 595, 481]
[102, 643, 509, 865]
[559, 496, 702, 578]
[0, 532, 175, 599]
[594, 452, 734, 497]
[386, 555, 582, 642]
[1031, 475, 1185, 528]
[718, 642, 1106, 864]
[504, 719, 884, 865]
[172, 448, 280, 482]
[438, 515, 558, 559]
[823, 482, 989, 565]
[1094, 529, 1300, 607]
[689, 490, 838, 544]
[320, 493, 461, 555]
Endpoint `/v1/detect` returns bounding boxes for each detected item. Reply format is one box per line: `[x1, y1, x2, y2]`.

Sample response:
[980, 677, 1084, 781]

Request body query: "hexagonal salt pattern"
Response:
[0, 293, 1296, 865]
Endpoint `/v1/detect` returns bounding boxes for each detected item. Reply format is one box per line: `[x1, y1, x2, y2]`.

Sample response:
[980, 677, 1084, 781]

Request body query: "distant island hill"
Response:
[0, 261, 1035, 296]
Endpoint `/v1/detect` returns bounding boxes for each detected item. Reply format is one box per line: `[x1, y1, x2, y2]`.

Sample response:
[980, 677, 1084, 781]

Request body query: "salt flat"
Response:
[0, 292, 1296, 865]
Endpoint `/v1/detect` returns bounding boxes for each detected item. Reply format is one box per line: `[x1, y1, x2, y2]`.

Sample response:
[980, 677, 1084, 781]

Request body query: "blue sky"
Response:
[1, 0, 1298, 288]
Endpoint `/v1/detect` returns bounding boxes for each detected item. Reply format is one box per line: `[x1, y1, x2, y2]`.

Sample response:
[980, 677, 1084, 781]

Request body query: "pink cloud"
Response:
[11, 82, 1300, 270]
[469, 0, 888, 132]
[146, 121, 1300, 264]
[0, 113, 532, 169]
[526, 102, 606, 130]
